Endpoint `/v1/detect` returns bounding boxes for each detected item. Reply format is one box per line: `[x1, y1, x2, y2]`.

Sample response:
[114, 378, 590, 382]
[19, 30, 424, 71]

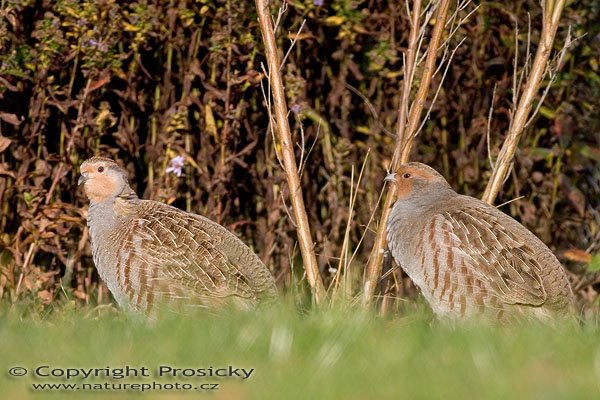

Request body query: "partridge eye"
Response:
[97, 166, 104, 173]
[403, 173, 411, 179]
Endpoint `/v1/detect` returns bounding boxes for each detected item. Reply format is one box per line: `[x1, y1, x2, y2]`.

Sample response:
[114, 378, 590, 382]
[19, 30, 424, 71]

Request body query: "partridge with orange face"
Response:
[385, 162, 574, 321]
[79, 156, 277, 316]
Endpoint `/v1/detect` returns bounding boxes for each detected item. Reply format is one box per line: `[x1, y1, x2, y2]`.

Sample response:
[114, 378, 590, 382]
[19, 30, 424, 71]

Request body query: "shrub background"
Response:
[0, 0, 598, 314]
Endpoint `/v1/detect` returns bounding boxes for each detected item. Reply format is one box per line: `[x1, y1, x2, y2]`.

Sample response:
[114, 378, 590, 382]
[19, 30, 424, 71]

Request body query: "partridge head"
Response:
[385, 162, 574, 321]
[79, 156, 277, 316]
[79, 157, 132, 203]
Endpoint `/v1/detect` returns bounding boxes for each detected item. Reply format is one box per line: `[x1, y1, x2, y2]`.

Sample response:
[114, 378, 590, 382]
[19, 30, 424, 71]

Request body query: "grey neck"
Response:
[88, 185, 139, 233]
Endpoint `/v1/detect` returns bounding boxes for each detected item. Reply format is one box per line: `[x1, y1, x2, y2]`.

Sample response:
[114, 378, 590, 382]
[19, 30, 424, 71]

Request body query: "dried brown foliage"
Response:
[0, 0, 598, 315]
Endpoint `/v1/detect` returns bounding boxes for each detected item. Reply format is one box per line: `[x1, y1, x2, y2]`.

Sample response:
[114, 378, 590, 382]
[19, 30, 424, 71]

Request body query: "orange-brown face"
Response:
[385, 162, 448, 200]
[79, 157, 125, 203]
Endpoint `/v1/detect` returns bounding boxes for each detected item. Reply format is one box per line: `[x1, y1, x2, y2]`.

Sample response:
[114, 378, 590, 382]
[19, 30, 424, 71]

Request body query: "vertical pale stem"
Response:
[256, 0, 327, 304]
[362, 0, 451, 307]
[481, 0, 566, 204]
[396, 0, 422, 150]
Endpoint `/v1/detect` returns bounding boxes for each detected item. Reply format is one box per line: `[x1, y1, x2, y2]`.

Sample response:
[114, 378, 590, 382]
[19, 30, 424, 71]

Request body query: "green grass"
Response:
[1, 301, 599, 399]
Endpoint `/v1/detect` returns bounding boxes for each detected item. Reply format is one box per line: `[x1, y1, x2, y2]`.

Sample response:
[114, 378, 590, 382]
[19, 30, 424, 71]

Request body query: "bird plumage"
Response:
[386, 162, 574, 321]
[80, 157, 277, 316]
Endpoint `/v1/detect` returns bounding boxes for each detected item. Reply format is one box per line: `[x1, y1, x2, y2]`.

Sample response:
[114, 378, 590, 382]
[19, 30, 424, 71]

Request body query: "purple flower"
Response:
[166, 155, 185, 177]
[290, 104, 302, 113]
[313, 0, 324, 6]
[83, 38, 108, 52]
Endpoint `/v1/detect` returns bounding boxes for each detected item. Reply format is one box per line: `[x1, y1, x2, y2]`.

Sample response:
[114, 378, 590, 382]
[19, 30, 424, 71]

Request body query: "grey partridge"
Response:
[385, 162, 574, 321]
[79, 156, 277, 315]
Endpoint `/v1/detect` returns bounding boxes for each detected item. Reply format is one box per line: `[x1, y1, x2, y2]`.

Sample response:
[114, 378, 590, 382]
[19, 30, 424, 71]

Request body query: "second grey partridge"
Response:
[385, 162, 574, 321]
[79, 156, 277, 316]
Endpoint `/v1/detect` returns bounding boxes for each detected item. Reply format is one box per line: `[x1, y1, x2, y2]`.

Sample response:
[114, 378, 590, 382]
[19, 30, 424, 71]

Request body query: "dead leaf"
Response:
[285, 32, 314, 41]
[89, 71, 111, 92]
[0, 136, 11, 153]
[204, 103, 217, 137]
[0, 112, 20, 126]
[325, 16, 345, 26]
[42, 207, 61, 220]
[0, 163, 16, 178]
[37, 290, 53, 304]
[563, 249, 592, 263]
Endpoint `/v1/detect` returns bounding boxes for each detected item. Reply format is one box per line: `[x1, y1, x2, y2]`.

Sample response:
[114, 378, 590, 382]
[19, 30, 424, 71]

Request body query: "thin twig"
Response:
[348, 176, 387, 268]
[272, 0, 287, 33]
[331, 150, 370, 298]
[401, 0, 452, 161]
[415, 36, 467, 138]
[344, 83, 394, 137]
[512, 17, 520, 114]
[260, 63, 288, 174]
[496, 195, 525, 208]
[297, 121, 320, 179]
[280, 19, 306, 71]
[525, 26, 580, 128]
[486, 83, 498, 169]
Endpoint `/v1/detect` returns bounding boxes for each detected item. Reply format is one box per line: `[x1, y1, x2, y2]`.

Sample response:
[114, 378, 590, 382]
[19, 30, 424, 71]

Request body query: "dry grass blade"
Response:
[330, 150, 370, 300]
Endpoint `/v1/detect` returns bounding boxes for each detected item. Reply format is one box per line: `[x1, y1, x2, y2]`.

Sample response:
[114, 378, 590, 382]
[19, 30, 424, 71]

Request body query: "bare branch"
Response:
[399, 0, 423, 152]
[272, 0, 287, 33]
[256, 0, 327, 304]
[482, 0, 567, 204]
[400, 0, 452, 161]
[362, 0, 452, 307]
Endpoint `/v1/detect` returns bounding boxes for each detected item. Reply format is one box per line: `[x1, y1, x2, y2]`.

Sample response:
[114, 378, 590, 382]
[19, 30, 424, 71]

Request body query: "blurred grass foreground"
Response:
[0, 0, 599, 314]
[1, 304, 600, 399]
[1, 0, 600, 398]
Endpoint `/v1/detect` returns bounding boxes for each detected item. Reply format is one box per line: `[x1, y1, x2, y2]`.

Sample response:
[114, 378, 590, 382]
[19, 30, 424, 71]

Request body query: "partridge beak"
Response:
[384, 173, 397, 182]
[78, 174, 88, 186]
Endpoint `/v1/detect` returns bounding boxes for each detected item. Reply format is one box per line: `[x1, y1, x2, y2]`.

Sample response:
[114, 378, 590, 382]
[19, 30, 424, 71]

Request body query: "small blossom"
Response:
[313, 0, 324, 6]
[290, 104, 302, 113]
[83, 38, 108, 52]
[166, 155, 185, 177]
